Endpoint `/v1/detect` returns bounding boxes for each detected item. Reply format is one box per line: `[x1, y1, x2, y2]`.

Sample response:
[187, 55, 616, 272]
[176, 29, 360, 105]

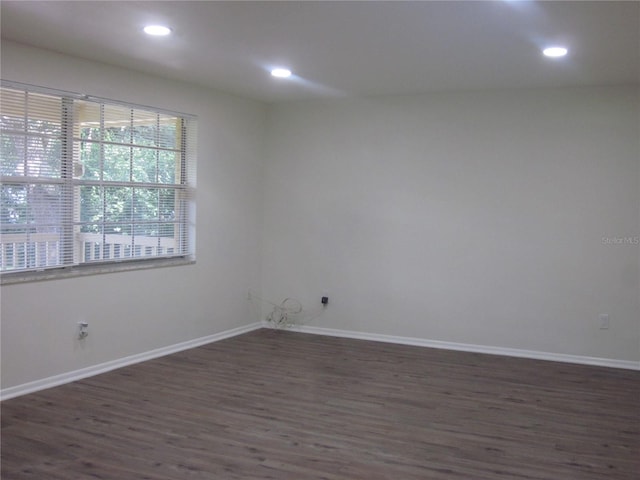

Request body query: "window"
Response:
[0, 81, 196, 281]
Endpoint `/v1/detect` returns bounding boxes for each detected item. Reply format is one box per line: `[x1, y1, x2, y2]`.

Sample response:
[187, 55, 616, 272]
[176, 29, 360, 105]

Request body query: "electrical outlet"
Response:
[599, 314, 610, 330]
[322, 290, 329, 306]
[78, 321, 89, 339]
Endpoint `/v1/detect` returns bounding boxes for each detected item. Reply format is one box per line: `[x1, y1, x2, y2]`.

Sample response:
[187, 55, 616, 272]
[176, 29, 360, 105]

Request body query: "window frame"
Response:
[0, 81, 196, 284]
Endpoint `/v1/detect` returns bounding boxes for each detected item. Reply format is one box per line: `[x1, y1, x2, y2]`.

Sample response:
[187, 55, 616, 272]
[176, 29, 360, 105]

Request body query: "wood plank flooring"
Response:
[2, 329, 639, 479]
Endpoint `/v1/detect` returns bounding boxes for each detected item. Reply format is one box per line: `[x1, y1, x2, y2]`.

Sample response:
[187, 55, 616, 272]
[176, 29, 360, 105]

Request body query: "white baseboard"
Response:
[1, 322, 263, 401]
[274, 323, 640, 371]
[5, 321, 636, 401]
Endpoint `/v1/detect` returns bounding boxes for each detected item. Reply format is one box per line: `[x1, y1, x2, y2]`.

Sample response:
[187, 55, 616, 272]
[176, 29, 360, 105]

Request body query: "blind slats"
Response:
[1, 82, 196, 275]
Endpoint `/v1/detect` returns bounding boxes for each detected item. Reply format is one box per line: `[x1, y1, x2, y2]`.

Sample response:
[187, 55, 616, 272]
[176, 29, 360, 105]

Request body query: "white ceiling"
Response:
[1, 1, 638, 103]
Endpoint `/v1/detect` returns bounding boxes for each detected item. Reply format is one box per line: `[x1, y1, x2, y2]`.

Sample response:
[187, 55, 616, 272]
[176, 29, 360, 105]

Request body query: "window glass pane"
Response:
[0, 88, 25, 131]
[109, 237, 133, 260]
[1, 134, 25, 176]
[158, 150, 178, 184]
[78, 226, 147, 262]
[31, 232, 62, 268]
[0, 231, 62, 271]
[1, 184, 29, 229]
[133, 188, 159, 223]
[1, 143, 62, 181]
[103, 144, 130, 181]
[27, 184, 64, 231]
[27, 92, 62, 136]
[78, 225, 103, 262]
[106, 225, 131, 236]
[0, 241, 27, 271]
[80, 223, 102, 234]
[79, 186, 103, 224]
[25, 136, 61, 178]
[132, 147, 157, 183]
[78, 140, 101, 180]
[103, 104, 131, 144]
[158, 116, 178, 149]
[159, 189, 176, 222]
[131, 110, 158, 147]
[134, 223, 159, 238]
[76, 101, 102, 141]
[104, 186, 132, 224]
[0, 114, 24, 132]
[1, 84, 194, 275]
[158, 222, 176, 238]
[1, 184, 63, 228]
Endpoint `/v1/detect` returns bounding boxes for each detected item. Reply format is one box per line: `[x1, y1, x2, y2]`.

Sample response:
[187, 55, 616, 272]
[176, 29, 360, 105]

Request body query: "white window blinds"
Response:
[0, 81, 196, 277]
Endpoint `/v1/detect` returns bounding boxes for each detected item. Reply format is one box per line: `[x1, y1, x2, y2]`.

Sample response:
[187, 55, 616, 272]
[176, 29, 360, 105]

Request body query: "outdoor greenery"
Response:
[1, 108, 181, 238]
[0, 87, 190, 271]
[1, 117, 63, 233]
[78, 122, 180, 237]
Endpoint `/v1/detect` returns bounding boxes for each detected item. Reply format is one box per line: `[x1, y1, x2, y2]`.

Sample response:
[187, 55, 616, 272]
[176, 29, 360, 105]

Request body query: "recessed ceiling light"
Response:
[543, 46, 568, 58]
[271, 68, 292, 78]
[144, 25, 172, 36]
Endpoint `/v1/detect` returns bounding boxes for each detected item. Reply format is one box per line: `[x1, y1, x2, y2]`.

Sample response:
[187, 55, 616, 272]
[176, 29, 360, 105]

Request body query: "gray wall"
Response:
[0, 42, 266, 388]
[262, 87, 639, 361]
[2, 41, 638, 392]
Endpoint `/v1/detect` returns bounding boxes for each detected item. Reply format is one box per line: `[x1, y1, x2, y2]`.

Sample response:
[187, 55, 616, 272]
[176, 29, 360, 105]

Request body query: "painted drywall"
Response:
[0, 41, 266, 389]
[1, 42, 638, 393]
[262, 86, 640, 362]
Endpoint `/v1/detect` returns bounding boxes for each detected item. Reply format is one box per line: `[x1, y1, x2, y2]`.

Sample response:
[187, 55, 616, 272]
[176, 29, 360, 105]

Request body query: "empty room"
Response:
[1, 1, 638, 479]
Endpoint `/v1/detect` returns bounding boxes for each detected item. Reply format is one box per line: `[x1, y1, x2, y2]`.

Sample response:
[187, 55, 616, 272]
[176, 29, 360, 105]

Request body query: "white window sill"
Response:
[0, 257, 195, 285]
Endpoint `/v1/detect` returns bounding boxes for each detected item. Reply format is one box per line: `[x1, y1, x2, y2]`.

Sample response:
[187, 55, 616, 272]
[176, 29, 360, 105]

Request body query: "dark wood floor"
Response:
[2, 329, 639, 479]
